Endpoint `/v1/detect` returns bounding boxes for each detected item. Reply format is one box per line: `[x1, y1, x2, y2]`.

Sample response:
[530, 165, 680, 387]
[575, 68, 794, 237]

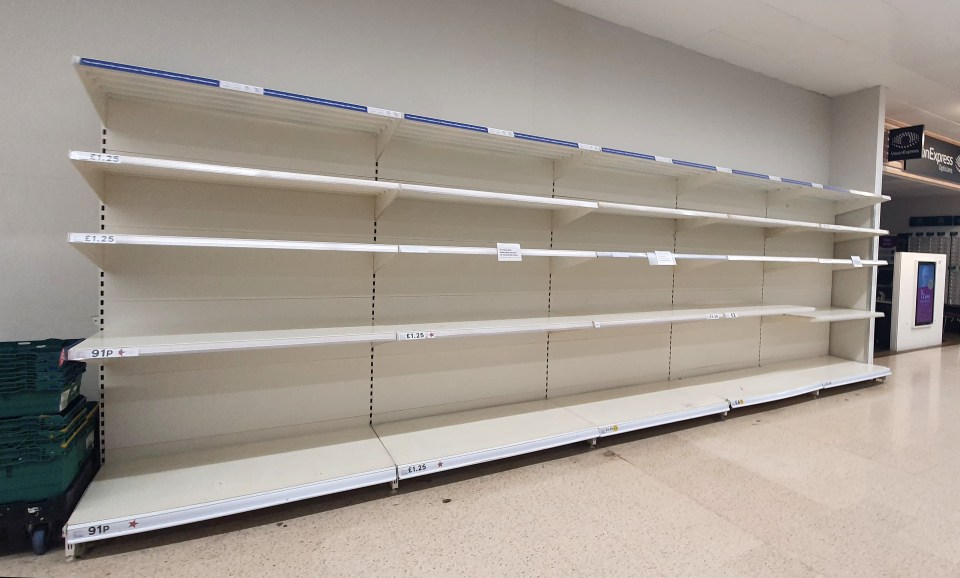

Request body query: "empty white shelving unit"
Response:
[62, 57, 890, 556]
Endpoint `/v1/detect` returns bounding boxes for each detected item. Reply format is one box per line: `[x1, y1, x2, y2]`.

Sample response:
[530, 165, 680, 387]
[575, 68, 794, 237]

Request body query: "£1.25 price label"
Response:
[87, 152, 120, 163]
[82, 234, 116, 244]
[398, 330, 437, 341]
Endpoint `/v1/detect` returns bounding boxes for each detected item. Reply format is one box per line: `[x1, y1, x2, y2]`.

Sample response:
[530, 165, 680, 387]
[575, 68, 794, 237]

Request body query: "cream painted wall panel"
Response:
[372, 335, 547, 424]
[547, 325, 671, 397]
[106, 100, 375, 178]
[379, 141, 554, 197]
[760, 319, 830, 363]
[105, 176, 375, 241]
[671, 318, 761, 379]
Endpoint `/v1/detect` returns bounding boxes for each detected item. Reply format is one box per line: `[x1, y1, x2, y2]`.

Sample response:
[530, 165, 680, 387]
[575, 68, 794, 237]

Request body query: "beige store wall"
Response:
[0, 0, 839, 343]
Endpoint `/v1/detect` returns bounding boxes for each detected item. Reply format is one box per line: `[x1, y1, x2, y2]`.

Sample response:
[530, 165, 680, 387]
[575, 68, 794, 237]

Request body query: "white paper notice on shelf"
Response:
[368, 107, 403, 119]
[73, 347, 140, 360]
[497, 243, 523, 262]
[647, 251, 676, 266]
[851, 256, 863, 268]
[398, 330, 437, 341]
[219, 80, 264, 95]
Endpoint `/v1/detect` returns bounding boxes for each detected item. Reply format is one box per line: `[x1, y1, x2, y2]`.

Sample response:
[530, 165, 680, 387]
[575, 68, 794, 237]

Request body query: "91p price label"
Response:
[74, 347, 139, 359]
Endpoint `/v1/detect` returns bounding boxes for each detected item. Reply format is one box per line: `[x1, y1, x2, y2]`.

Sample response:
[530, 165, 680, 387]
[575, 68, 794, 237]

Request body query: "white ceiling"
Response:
[553, 0, 960, 139]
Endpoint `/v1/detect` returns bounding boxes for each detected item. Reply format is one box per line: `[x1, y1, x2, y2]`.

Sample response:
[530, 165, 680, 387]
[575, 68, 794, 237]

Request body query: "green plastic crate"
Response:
[0, 396, 91, 446]
[0, 373, 83, 419]
[0, 402, 98, 503]
[0, 339, 80, 374]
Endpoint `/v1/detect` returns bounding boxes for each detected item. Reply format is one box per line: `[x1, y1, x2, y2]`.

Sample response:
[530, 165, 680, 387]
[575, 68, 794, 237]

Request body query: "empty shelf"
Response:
[68, 305, 811, 361]
[76, 57, 889, 212]
[374, 400, 599, 480]
[65, 427, 396, 545]
[556, 357, 890, 435]
[790, 308, 884, 323]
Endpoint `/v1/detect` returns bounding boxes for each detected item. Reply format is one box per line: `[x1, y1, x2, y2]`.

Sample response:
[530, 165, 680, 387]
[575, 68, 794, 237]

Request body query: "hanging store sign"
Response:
[904, 135, 960, 185]
[887, 125, 924, 161]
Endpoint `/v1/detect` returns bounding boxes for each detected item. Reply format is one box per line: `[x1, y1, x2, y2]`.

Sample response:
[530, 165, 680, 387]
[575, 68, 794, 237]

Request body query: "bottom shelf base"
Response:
[64, 356, 889, 555]
[64, 427, 396, 546]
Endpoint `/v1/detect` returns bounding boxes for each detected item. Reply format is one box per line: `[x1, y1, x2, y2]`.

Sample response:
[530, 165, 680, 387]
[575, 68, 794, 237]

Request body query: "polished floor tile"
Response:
[4, 346, 960, 577]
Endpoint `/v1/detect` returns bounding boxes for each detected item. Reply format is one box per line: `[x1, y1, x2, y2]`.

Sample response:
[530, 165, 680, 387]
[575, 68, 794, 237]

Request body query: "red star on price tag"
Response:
[128, 520, 138, 528]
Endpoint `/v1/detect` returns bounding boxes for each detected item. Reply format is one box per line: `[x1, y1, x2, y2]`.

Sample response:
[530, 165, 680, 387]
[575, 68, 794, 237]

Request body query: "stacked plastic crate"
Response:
[0, 340, 95, 512]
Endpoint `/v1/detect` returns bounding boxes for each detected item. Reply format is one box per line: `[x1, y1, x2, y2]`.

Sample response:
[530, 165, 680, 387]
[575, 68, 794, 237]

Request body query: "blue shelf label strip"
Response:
[672, 159, 717, 171]
[514, 133, 579, 148]
[78, 56, 864, 197]
[601, 148, 656, 161]
[404, 114, 487, 133]
[78, 58, 218, 87]
[263, 89, 366, 113]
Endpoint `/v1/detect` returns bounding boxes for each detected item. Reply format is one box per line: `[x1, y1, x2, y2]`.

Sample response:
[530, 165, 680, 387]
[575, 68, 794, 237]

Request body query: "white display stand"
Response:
[891, 252, 946, 351]
[61, 57, 890, 557]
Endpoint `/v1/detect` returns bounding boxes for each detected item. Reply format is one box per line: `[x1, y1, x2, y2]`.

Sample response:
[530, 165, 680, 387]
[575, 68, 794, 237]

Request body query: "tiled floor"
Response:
[3, 346, 959, 577]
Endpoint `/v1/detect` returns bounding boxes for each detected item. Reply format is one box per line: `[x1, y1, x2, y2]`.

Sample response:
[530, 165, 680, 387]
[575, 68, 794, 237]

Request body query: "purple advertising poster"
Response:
[915, 262, 936, 326]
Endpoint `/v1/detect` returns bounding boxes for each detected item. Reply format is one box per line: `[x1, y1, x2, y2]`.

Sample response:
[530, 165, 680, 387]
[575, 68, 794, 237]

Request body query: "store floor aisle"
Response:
[3, 347, 959, 577]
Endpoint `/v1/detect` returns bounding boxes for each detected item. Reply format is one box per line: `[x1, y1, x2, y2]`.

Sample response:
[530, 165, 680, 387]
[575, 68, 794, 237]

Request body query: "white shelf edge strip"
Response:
[69, 234, 888, 271]
[70, 152, 885, 236]
[392, 427, 599, 480]
[64, 467, 397, 545]
[597, 402, 731, 436]
[75, 57, 889, 204]
[67, 306, 811, 360]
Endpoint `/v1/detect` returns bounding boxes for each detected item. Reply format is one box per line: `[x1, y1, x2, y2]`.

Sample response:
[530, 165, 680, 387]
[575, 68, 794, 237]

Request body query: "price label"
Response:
[87, 152, 120, 163]
[812, 183, 824, 189]
[398, 331, 436, 341]
[821, 380, 833, 388]
[731, 398, 746, 407]
[724, 312, 739, 319]
[600, 424, 620, 435]
[707, 313, 722, 320]
[488, 127, 514, 138]
[851, 256, 863, 268]
[497, 243, 523, 262]
[647, 251, 676, 266]
[654, 156, 672, 164]
[769, 175, 782, 182]
[81, 234, 116, 244]
[74, 347, 139, 359]
[404, 463, 429, 475]
[218, 80, 264, 95]
[367, 107, 403, 119]
[717, 167, 732, 174]
[578, 143, 601, 152]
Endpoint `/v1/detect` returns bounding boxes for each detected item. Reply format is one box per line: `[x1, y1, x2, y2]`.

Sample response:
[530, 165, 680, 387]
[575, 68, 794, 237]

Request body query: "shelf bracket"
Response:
[552, 207, 594, 228]
[676, 217, 724, 232]
[550, 256, 595, 274]
[553, 152, 590, 182]
[375, 190, 399, 219]
[373, 252, 397, 273]
[376, 118, 402, 161]
[677, 172, 721, 196]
